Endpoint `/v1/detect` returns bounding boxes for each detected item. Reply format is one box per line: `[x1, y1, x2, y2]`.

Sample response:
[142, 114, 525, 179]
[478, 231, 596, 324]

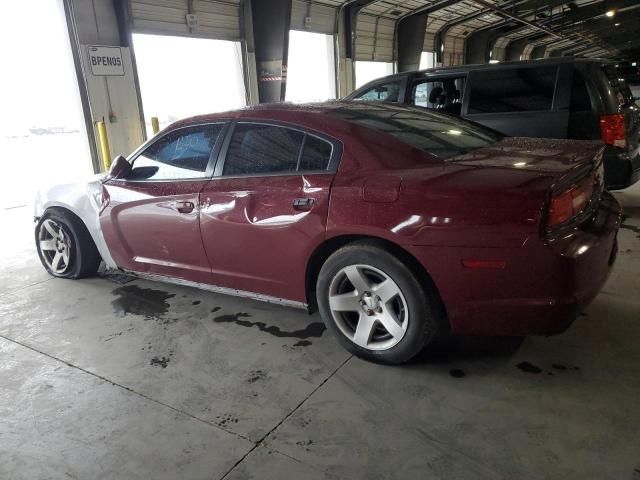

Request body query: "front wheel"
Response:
[35, 210, 101, 279]
[316, 243, 448, 364]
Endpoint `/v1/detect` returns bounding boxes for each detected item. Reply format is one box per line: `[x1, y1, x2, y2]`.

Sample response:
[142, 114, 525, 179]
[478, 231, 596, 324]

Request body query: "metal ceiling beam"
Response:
[470, 0, 562, 39]
[434, 0, 534, 63]
[503, 0, 640, 59]
[519, 3, 640, 59]
[396, 0, 464, 21]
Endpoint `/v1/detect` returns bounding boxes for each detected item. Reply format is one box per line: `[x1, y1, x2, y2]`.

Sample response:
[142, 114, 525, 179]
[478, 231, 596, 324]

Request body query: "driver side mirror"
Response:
[106, 155, 132, 180]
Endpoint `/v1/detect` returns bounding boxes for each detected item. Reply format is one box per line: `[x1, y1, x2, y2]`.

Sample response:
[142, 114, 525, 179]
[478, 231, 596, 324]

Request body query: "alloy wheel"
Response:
[328, 264, 409, 350]
[38, 219, 71, 274]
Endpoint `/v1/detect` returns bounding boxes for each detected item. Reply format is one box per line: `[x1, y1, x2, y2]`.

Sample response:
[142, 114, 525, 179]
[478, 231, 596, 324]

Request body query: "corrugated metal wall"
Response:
[130, 0, 241, 40]
[290, 0, 336, 34]
[355, 14, 395, 62]
[443, 35, 465, 66]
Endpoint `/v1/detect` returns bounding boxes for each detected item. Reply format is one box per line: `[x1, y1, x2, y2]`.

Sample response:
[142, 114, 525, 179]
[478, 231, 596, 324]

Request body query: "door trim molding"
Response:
[127, 270, 309, 310]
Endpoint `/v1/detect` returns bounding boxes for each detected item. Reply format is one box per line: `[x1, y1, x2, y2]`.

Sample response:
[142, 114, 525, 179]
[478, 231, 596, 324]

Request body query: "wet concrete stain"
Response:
[449, 369, 465, 378]
[150, 348, 175, 369]
[517, 361, 542, 374]
[111, 285, 175, 323]
[293, 416, 312, 429]
[552, 363, 580, 371]
[213, 312, 326, 339]
[296, 440, 314, 451]
[247, 370, 267, 383]
[215, 413, 239, 428]
[150, 356, 171, 368]
[293, 340, 312, 347]
[192, 300, 201, 305]
[104, 331, 123, 342]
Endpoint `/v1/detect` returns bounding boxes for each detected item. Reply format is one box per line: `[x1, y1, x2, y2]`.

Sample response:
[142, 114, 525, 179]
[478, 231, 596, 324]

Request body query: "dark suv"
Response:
[346, 58, 640, 190]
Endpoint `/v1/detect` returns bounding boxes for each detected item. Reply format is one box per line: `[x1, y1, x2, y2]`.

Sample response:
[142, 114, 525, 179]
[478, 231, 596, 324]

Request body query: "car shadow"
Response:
[411, 335, 525, 365]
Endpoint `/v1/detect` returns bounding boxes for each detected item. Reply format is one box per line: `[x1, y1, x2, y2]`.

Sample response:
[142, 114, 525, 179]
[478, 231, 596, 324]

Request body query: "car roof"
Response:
[170, 100, 427, 128]
[352, 56, 614, 87]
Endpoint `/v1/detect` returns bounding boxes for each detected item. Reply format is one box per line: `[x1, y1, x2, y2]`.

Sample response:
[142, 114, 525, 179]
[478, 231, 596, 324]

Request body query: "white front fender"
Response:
[34, 175, 117, 269]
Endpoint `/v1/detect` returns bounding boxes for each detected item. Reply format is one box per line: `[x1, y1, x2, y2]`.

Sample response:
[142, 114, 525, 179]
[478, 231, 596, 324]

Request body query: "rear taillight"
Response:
[547, 176, 594, 227]
[599, 113, 626, 148]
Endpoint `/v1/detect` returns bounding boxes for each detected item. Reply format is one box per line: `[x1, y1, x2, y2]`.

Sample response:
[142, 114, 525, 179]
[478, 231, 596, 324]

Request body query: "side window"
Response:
[468, 66, 558, 114]
[222, 124, 334, 176]
[355, 82, 401, 102]
[299, 135, 332, 171]
[412, 76, 465, 116]
[570, 70, 592, 112]
[130, 125, 222, 180]
[223, 124, 304, 176]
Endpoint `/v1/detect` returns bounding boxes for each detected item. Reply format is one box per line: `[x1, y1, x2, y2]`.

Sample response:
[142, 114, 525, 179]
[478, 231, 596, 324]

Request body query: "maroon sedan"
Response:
[34, 102, 621, 364]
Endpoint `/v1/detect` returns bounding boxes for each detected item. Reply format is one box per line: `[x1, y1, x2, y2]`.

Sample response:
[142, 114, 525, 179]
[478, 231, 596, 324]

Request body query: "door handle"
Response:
[175, 201, 195, 213]
[293, 198, 314, 210]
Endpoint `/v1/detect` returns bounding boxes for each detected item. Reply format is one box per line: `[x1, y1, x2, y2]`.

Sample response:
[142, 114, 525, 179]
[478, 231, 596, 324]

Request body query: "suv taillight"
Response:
[599, 113, 626, 148]
[547, 176, 594, 227]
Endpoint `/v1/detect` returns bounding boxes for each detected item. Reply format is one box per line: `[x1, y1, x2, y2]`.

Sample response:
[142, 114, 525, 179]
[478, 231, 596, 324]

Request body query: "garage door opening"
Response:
[420, 52, 435, 70]
[286, 30, 336, 103]
[355, 61, 394, 89]
[0, 0, 92, 210]
[132, 34, 246, 134]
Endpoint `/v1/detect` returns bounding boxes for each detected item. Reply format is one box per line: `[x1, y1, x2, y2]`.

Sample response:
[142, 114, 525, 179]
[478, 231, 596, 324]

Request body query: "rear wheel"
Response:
[35, 210, 101, 279]
[317, 243, 448, 364]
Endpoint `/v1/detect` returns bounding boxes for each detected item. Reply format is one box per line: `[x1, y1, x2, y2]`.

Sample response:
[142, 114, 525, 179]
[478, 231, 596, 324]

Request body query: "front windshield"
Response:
[329, 103, 502, 159]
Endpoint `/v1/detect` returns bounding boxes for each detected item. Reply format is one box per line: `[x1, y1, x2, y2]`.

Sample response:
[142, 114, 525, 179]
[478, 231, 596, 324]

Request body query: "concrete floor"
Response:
[1, 186, 639, 480]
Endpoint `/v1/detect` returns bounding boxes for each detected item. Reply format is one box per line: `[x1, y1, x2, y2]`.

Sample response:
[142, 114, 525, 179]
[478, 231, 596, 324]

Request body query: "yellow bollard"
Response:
[96, 121, 112, 171]
[151, 116, 160, 135]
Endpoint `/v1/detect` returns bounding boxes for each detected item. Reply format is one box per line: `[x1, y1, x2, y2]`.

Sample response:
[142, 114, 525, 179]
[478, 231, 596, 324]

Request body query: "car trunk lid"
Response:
[446, 137, 605, 231]
[446, 137, 603, 180]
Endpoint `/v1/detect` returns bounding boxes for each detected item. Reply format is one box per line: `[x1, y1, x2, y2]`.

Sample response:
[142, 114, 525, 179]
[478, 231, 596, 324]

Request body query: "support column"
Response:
[397, 13, 428, 72]
[248, 0, 292, 103]
[505, 38, 529, 61]
[335, 1, 377, 98]
[530, 45, 547, 59]
[67, 0, 146, 170]
[464, 29, 492, 64]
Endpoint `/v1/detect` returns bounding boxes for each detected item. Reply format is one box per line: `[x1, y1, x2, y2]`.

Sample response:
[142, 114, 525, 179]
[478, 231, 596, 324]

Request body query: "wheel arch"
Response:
[37, 197, 117, 269]
[39, 205, 100, 253]
[305, 234, 448, 319]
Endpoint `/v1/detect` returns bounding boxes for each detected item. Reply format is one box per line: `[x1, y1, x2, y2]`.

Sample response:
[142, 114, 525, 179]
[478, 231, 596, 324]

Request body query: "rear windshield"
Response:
[602, 65, 634, 106]
[329, 103, 501, 159]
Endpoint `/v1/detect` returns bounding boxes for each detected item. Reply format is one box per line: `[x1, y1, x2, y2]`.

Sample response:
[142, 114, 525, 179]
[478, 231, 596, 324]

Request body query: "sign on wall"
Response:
[87, 46, 124, 76]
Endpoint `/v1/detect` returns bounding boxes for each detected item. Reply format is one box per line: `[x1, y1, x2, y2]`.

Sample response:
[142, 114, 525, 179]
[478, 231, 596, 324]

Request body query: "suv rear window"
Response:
[468, 66, 558, 114]
[602, 65, 633, 106]
[330, 104, 501, 159]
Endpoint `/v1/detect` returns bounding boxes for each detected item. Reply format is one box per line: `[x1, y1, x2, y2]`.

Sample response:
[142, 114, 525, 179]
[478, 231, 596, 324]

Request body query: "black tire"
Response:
[316, 242, 449, 365]
[35, 209, 101, 279]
